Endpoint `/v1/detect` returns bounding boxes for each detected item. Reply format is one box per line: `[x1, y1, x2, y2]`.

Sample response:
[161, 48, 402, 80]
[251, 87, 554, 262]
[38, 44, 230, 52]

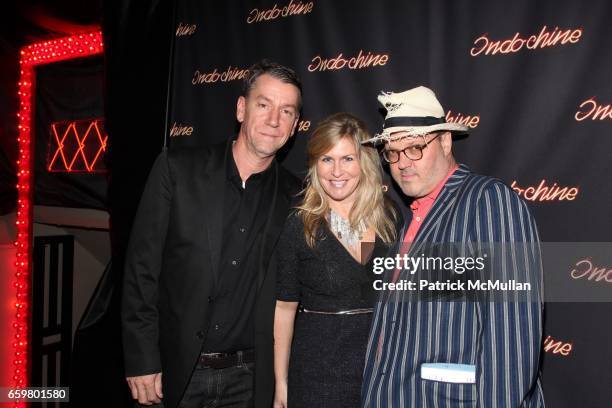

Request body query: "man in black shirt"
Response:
[122, 60, 302, 408]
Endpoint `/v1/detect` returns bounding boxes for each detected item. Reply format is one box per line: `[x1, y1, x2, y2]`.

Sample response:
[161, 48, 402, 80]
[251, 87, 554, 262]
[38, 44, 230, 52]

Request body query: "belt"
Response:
[198, 349, 255, 369]
[300, 307, 373, 315]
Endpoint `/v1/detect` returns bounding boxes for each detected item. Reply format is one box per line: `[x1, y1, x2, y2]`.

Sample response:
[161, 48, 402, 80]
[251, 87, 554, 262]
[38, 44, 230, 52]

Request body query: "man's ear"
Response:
[440, 131, 453, 156]
[236, 96, 246, 123]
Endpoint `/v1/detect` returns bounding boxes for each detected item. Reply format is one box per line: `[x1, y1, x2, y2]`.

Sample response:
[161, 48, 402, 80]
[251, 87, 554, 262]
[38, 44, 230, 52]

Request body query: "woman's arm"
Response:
[273, 300, 299, 408]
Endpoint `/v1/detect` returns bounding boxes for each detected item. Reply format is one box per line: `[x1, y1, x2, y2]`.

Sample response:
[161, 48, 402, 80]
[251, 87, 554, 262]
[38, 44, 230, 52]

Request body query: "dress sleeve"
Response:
[276, 212, 302, 302]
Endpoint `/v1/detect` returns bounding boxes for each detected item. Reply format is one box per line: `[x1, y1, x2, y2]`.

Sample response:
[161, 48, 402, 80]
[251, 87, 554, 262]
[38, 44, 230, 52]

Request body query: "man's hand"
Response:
[126, 372, 163, 405]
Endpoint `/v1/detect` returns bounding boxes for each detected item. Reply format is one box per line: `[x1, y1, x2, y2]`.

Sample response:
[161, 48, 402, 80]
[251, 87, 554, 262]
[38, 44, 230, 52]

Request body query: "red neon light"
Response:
[48, 119, 107, 173]
[15, 30, 103, 407]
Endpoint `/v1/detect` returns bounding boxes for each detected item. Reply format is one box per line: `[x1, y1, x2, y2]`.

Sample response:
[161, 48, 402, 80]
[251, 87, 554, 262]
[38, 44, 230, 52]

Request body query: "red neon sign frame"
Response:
[14, 30, 103, 407]
[48, 119, 108, 173]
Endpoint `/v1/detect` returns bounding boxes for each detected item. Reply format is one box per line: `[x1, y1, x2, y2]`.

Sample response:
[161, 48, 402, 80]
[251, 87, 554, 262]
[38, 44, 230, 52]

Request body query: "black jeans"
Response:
[135, 361, 254, 408]
[178, 361, 254, 408]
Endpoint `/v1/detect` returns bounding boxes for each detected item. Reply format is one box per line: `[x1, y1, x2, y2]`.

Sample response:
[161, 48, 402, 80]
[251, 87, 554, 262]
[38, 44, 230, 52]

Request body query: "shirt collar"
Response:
[410, 164, 459, 211]
[226, 139, 274, 187]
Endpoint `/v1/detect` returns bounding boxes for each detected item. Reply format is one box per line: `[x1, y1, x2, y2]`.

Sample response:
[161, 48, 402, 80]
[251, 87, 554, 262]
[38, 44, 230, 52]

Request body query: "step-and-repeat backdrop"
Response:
[168, 1, 612, 406]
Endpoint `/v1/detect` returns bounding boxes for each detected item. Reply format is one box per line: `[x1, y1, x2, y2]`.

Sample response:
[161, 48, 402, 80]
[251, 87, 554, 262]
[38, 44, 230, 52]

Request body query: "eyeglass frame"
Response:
[380, 132, 442, 164]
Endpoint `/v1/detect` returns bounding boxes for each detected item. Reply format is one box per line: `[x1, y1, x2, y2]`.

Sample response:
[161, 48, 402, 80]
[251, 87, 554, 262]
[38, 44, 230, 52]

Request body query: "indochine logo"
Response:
[247, 0, 314, 24]
[446, 110, 480, 129]
[470, 25, 582, 56]
[192, 66, 249, 85]
[170, 122, 194, 137]
[308, 50, 389, 72]
[511, 180, 579, 202]
[176, 22, 197, 37]
[570, 257, 612, 285]
[543, 335, 573, 357]
[575, 97, 612, 121]
[297, 120, 310, 133]
[47, 119, 107, 173]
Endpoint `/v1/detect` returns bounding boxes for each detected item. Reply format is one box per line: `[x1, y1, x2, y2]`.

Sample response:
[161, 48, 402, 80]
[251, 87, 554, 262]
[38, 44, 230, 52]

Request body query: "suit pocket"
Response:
[421, 379, 477, 404]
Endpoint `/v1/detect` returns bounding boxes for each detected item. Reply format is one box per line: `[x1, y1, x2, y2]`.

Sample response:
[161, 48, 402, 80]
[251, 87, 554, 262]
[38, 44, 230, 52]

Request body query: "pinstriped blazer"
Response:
[362, 164, 545, 408]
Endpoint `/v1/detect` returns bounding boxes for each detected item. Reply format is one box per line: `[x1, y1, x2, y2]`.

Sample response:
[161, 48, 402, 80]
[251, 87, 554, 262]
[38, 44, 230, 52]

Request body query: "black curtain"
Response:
[70, 1, 172, 407]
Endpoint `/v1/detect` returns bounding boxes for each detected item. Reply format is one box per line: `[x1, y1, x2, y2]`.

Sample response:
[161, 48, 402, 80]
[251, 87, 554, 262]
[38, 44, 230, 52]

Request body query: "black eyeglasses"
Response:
[381, 133, 440, 164]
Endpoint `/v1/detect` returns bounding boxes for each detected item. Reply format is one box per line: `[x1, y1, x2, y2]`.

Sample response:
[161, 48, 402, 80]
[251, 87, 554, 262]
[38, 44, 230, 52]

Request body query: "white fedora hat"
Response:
[362, 86, 469, 144]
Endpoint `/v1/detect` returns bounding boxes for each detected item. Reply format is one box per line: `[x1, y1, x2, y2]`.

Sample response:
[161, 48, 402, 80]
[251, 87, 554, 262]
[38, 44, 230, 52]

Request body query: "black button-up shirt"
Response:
[202, 143, 276, 352]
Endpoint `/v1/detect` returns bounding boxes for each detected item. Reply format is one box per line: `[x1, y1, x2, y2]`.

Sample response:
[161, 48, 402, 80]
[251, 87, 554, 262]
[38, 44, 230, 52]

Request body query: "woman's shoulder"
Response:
[282, 209, 305, 234]
[279, 210, 316, 253]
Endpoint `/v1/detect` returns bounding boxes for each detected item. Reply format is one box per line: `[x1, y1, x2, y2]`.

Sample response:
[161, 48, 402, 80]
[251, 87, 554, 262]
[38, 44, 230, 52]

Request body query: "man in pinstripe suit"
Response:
[361, 86, 545, 407]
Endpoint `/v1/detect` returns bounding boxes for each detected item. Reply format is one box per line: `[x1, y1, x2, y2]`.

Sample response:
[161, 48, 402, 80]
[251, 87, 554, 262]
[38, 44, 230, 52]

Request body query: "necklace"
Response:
[328, 208, 366, 248]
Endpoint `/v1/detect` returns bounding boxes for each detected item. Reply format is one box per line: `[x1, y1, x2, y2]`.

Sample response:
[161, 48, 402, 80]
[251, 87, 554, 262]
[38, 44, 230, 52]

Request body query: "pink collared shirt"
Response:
[390, 164, 459, 284]
[403, 164, 459, 245]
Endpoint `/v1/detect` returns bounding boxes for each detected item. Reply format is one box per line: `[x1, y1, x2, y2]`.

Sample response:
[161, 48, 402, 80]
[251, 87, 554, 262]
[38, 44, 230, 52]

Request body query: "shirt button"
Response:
[416, 216, 421, 222]
[231, 260, 238, 266]
[214, 324, 220, 330]
[239, 227, 246, 233]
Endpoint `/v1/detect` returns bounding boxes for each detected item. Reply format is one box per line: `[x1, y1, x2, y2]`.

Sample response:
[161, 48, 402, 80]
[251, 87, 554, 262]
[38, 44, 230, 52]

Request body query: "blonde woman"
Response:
[273, 113, 399, 408]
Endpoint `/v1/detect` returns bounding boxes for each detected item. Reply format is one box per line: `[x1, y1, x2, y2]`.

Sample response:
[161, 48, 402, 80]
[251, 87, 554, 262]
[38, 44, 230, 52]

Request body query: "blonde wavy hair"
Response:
[297, 112, 397, 248]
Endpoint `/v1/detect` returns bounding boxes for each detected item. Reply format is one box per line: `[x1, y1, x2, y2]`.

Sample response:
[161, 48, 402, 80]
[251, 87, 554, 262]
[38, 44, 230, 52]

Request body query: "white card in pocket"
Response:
[421, 363, 476, 384]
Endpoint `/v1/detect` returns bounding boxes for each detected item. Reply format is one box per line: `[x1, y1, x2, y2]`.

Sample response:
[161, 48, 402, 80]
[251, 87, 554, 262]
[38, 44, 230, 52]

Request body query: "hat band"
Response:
[384, 116, 446, 129]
